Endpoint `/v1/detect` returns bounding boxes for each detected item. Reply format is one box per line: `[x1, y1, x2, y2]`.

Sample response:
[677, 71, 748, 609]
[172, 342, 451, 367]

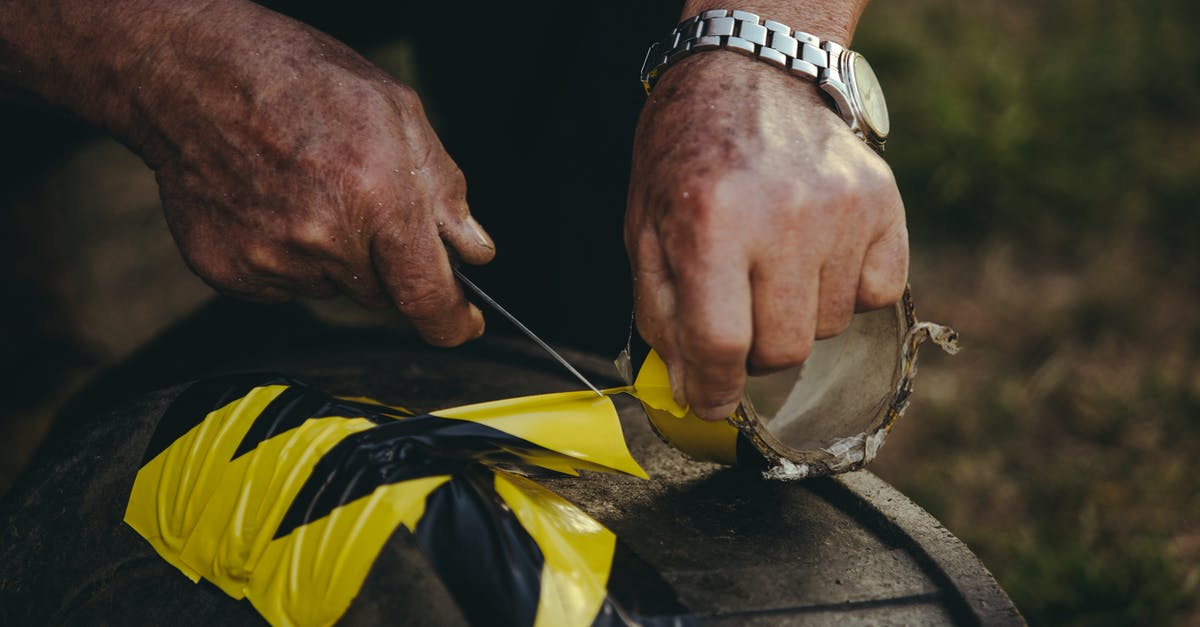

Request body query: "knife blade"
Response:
[453, 267, 605, 398]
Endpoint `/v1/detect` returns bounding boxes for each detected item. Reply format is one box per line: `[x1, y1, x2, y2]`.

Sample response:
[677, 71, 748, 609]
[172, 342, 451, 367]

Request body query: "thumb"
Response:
[440, 209, 496, 266]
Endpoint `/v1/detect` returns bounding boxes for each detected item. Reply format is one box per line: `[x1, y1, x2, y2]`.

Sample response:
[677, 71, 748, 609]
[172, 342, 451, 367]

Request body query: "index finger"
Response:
[371, 222, 484, 347]
[671, 243, 753, 421]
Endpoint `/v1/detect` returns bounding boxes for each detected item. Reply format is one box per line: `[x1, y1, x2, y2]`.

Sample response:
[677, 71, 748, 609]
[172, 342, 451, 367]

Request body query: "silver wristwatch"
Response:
[640, 9, 890, 152]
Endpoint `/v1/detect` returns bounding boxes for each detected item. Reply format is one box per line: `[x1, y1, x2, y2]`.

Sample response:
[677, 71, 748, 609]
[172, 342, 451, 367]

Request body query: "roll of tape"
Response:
[634, 289, 958, 479]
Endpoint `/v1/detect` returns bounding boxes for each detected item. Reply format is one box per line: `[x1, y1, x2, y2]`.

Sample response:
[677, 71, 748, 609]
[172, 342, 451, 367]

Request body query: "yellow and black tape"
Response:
[623, 335, 768, 469]
[125, 374, 690, 627]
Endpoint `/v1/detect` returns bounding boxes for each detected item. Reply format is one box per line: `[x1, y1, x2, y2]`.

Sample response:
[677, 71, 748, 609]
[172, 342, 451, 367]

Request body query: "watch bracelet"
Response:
[639, 9, 847, 95]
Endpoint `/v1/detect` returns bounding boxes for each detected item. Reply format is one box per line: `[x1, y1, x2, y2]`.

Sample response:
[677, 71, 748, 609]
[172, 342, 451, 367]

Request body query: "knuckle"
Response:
[661, 174, 723, 217]
[184, 250, 238, 288]
[686, 330, 749, 367]
[815, 312, 854, 339]
[813, 157, 899, 214]
[289, 219, 339, 251]
[388, 82, 424, 111]
[683, 178, 737, 227]
[858, 240, 908, 311]
[241, 243, 287, 274]
[816, 287, 857, 338]
[860, 165, 903, 213]
[392, 279, 452, 320]
[750, 340, 813, 373]
[342, 162, 392, 200]
[865, 156, 899, 188]
[436, 184, 470, 221]
[858, 278, 905, 310]
[661, 173, 800, 253]
[658, 213, 722, 266]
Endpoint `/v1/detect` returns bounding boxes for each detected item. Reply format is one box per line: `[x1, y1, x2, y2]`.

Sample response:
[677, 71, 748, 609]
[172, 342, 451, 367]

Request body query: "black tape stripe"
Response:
[147, 375, 696, 626]
[231, 386, 320, 460]
[142, 373, 296, 465]
[274, 414, 562, 539]
[595, 542, 694, 625]
[415, 467, 544, 627]
[230, 384, 401, 460]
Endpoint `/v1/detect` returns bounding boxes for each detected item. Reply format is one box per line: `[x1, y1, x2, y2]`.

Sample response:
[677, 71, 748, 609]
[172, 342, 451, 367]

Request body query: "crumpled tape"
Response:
[627, 350, 741, 466]
[124, 380, 652, 627]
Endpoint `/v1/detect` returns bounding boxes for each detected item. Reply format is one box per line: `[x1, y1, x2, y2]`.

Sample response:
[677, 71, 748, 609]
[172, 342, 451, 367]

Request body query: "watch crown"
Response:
[640, 42, 664, 94]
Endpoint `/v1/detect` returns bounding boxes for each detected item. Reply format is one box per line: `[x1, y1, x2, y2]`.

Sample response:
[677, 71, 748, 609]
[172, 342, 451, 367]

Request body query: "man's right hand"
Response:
[625, 1, 908, 420]
[2, 0, 496, 346]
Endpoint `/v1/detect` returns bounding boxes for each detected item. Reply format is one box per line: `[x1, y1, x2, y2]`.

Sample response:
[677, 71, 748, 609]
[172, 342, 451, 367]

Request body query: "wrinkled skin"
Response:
[5, 0, 506, 346]
[626, 53, 908, 419]
[1, 0, 907, 417]
[120, 3, 496, 346]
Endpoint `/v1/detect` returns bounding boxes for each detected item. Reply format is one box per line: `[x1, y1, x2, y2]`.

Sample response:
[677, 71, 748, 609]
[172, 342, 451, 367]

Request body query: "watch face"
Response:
[850, 54, 890, 139]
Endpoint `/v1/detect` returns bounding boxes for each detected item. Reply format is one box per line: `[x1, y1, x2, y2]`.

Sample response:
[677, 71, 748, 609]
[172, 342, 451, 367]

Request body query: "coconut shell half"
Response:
[631, 289, 959, 479]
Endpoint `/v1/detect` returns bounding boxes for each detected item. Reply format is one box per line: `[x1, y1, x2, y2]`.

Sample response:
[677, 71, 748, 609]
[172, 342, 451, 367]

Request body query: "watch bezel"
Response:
[642, 13, 891, 153]
[839, 51, 890, 147]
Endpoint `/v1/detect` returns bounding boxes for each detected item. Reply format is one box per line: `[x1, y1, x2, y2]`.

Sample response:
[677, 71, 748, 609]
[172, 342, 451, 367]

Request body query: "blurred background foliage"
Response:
[858, 0, 1200, 624]
[864, 0, 1200, 260]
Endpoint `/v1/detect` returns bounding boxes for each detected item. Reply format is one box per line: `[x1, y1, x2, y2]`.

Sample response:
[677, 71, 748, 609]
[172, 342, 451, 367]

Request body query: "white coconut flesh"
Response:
[741, 304, 907, 471]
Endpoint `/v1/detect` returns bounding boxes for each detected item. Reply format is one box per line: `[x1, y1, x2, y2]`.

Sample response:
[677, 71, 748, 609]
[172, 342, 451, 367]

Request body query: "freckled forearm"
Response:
[0, 0, 384, 170]
[2, 1, 181, 129]
[0, 0, 291, 156]
[678, 0, 870, 45]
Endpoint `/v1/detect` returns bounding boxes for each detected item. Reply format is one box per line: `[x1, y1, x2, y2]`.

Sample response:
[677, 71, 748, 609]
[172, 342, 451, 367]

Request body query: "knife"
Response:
[453, 267, 605, 398]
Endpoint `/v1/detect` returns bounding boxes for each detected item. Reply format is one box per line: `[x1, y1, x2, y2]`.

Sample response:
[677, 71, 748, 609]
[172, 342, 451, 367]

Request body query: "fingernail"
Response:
[471, 305, 486, 339]
[666, 362, 687, 408]
[467, 217, 494, 250]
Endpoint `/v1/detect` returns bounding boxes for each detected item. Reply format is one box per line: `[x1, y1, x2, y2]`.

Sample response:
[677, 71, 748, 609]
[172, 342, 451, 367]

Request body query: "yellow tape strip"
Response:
[494, 471, 616, 627]
[126, 384, 293, 580]
[126, 382, 650, 627]
[247, 475, 450, 627]
[633, 350, 740, 465]
[433, 390, 648, 479]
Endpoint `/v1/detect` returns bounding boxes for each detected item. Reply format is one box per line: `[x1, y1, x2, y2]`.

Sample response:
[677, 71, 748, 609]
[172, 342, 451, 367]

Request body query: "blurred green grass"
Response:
[864, 0, 1200, 261]
[857, 0, 1200, 624]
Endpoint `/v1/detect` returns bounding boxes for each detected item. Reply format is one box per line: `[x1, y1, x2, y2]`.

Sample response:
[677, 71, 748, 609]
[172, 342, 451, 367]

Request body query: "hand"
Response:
[131, 3, 495, 346]
[625, 52, 908, 420]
